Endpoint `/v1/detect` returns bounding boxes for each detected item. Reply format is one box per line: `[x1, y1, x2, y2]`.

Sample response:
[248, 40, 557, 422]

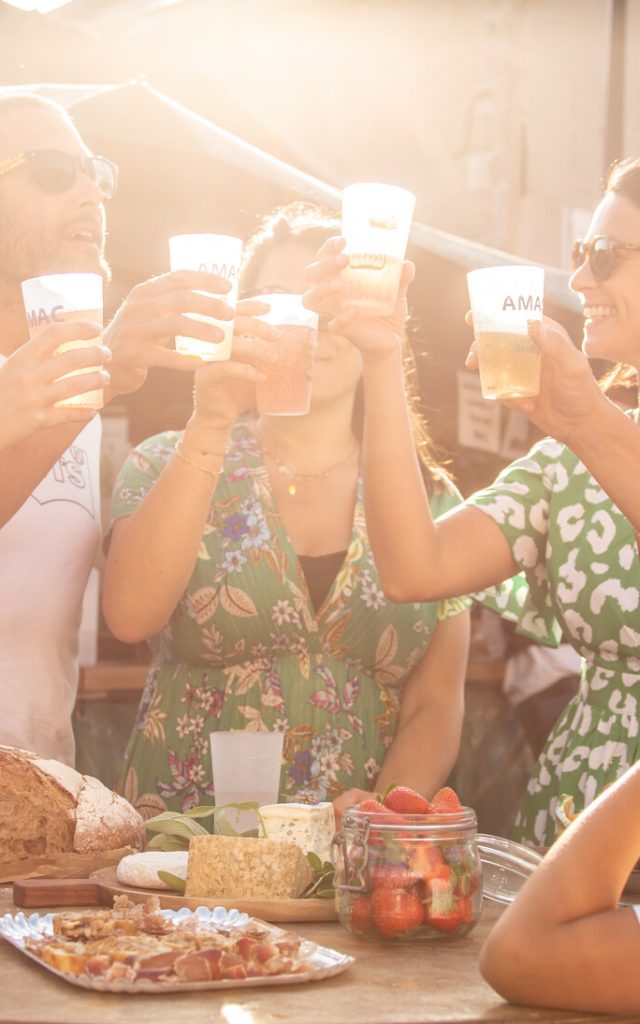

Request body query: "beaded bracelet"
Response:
[174, 438, 220, 481]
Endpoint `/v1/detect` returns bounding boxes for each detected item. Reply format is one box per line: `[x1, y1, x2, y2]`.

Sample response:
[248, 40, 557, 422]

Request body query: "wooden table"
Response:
[0, 887, 631, 1024]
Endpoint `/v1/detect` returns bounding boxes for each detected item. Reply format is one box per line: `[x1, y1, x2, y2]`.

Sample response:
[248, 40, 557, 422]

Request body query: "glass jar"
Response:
[332, 806, 482, 942]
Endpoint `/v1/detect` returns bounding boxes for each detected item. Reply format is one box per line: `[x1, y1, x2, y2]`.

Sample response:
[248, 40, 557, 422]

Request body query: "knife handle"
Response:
[13, 878, 101, 909]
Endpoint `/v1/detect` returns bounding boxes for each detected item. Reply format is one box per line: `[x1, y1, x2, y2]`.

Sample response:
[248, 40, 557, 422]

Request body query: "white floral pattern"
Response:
[471, 431, 640, 846]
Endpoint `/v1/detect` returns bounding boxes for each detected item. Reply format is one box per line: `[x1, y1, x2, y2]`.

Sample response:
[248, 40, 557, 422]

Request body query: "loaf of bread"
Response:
[185, 835, 313, 900]
[0, 745, 144, 865]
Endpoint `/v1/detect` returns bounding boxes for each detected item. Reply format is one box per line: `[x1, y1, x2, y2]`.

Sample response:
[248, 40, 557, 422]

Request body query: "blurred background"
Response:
[1, 0, 634, 827]
[4, 0, 632, 484]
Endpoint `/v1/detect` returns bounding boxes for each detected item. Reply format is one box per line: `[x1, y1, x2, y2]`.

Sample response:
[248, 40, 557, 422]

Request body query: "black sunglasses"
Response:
[0, 149, 118, 200]
[571, 235, 640, 281]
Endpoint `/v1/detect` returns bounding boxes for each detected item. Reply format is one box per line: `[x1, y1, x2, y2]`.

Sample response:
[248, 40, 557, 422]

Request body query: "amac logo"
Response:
[26, 305, 64, 328]
[197, 261, 238, 280]
[502, 295, 542, 312]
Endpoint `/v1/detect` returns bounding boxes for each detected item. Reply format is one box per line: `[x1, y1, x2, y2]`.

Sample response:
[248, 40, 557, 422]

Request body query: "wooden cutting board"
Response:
[13, 867, 338, 923]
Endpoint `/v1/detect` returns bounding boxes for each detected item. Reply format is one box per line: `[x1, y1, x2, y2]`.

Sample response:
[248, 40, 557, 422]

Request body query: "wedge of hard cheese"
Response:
[185, 835, 313, 900]
[259, 802, 335, 862]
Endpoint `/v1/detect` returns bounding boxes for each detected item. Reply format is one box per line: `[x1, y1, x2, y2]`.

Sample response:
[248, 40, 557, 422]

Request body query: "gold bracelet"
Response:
[174, 438, 221, 480]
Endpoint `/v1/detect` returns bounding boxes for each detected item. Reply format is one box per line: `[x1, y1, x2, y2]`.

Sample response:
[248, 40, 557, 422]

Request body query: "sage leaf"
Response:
[158, 870, 186, 894]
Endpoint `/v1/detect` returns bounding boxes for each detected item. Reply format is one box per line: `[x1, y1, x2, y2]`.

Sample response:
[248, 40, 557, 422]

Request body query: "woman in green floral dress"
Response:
[103, 204, 470, 822]
[304, 159, 640, 846]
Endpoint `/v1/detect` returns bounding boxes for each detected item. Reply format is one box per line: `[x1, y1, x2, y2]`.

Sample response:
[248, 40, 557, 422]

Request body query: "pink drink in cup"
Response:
[255, 294, 318, 416]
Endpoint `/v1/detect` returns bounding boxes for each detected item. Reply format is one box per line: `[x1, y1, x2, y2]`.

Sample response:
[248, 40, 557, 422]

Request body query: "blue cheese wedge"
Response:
[259, 802, 336, 862]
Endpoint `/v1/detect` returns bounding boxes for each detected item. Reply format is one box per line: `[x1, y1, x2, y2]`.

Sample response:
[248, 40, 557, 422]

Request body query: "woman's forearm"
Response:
[361, 354, 518, 601]
[376, 612, 469, 796]
[361, 350, 436, 601]
[480, 762, 640, 1013]
[102, 421, 229, 642]
[376, 697, 464, 798]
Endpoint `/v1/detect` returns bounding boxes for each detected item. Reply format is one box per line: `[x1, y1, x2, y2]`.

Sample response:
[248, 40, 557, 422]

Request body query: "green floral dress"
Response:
[469, 433, 640, 846]
[112, 423, 467, 817]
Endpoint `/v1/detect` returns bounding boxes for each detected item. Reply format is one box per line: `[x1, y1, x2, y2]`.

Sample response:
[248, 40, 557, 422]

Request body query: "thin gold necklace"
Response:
[259, 438, 359, 496]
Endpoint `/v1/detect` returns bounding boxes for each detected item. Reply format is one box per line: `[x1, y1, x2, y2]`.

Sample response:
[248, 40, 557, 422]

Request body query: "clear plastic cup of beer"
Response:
[169, 233, 243, 361]
[341, 183, 416, 315]
[21, 272, 104, 410]
[466, 264, 545, 400]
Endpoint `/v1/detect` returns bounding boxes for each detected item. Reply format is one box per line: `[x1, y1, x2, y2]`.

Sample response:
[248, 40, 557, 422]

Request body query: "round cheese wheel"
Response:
[116, 850, 188, 890]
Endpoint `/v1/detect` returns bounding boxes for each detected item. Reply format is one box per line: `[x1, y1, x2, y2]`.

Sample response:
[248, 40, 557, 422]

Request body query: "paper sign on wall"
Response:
[457, 370, 501, 453]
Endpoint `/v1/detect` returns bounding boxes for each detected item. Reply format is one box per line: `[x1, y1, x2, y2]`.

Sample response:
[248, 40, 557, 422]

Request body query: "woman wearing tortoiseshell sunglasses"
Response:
[304, 158, 640, 848]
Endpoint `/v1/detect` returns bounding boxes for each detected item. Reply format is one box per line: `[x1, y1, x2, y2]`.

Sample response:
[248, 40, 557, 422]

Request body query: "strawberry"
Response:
[425, 877, 473, 934]
[356, 798, 392, 815]
[430, 786, 463, 813]
[349, 896, 374, 934]
[383, 785, 432, 815]
[371, 886, 424, 938]
[409, 842, 452, 885]
[370, 861, 417, 890]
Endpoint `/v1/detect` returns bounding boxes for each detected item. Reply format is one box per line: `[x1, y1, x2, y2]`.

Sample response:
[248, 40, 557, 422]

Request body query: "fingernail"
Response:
[100, 346, 112, 360]
[100, 369, 111, 384]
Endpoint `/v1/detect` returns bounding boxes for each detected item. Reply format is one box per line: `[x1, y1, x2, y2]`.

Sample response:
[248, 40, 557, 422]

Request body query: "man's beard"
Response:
[0, 208, 111, 287]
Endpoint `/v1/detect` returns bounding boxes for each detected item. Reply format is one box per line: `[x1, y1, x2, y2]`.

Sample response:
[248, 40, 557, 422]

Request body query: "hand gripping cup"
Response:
[466, 265, 545, 400]
[21, 272, 104, 410]
[169, 233, 243, 361]
[255, 294, 319, 416]
[341, 183, 416, 315]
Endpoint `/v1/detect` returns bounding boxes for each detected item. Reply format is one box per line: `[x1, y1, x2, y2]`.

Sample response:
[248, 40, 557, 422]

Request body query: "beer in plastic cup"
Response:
[466, 265, 544, 400]
[255, 294, 318, 416]
[21, 272, 104, 410]
[209, 730, 284, 833]
[169, 233, 243, 361]
[341, 183, 416, 315]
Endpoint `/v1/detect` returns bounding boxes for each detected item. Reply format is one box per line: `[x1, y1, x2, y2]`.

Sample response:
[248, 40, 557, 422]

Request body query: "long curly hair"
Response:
[241, 201, 452, 491]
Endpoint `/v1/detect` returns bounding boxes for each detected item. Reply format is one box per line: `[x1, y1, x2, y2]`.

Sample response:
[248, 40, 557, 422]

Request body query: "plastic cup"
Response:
[209, 730, 284, 834]
[341, 182, 416, 315]
[255, 294, 318, 416]
[466, 265, 545, 400]
[169, 233, 243, 361]
[21, 272, 104, 410]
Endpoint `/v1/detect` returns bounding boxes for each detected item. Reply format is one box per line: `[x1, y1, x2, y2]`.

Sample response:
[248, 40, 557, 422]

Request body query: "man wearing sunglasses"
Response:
[0, 93, 244, 766]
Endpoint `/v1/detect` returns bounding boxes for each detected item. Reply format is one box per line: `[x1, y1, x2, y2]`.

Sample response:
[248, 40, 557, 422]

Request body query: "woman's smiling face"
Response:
[569, 191, 640, 369]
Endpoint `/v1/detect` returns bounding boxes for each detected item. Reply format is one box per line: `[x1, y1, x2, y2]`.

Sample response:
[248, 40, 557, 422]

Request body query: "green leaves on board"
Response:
[145, 804, 335, 900]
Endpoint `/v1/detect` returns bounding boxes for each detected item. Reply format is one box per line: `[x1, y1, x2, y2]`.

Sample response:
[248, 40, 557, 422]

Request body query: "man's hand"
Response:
[103, 270, 236, 398]
[0, 321, 110, 451]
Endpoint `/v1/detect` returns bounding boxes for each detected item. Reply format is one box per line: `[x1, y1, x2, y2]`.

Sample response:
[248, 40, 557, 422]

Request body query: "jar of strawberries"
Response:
[332, 785, 482, 942]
